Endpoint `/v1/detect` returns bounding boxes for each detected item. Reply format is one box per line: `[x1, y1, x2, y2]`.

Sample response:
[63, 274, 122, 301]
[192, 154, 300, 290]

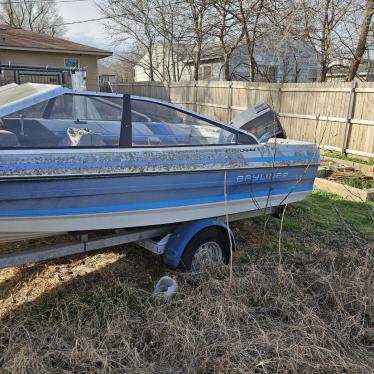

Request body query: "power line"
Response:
[56, 15, 113, 26]
[52, 0, 186, 27]
[0, 0, 187, 27]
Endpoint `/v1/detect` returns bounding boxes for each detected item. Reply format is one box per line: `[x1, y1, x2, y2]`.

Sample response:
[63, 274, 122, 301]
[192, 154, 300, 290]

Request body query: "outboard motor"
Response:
[230, 102, 285, 142]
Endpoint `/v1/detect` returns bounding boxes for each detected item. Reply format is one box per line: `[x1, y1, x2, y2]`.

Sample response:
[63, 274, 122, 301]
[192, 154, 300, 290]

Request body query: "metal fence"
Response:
[0, 64, 83, 88]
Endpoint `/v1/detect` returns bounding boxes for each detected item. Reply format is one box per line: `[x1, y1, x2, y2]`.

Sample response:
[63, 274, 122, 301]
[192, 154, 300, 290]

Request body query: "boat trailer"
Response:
[0, 208, 277, 270]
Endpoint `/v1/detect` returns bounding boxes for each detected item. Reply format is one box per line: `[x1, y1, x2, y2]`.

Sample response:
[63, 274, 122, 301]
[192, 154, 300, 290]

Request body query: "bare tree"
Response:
[98, 0, 158, 81]
[301, 0, 355, 81]
[346, 0, 374, 80]
[226, 0, 313, 82]
[0, 0, 66, 36]
[184, 0, 213, 80]
[99, 58, 135, 83]
[100, 0, 193, 82]
[212, 0, 245, 80]
[152, 0, 190, 81]
[99, 0, 329, 83]
[229, 0, 265, 81]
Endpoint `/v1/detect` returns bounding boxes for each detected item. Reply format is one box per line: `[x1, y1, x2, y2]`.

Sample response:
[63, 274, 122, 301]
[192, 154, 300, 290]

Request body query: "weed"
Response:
[0, 192, 373, 373]
[342, 177, 374, 190]
[324, 151, 374, 167]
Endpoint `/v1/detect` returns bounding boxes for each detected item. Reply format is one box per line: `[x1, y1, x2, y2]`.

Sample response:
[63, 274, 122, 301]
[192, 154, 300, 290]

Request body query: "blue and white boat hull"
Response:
[0, 142, 319, 242]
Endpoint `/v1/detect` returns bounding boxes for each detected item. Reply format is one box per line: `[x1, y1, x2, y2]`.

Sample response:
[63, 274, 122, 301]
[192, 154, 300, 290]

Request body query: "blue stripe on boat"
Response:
[0, 167, 317, 200]
[0, 184, 313, 217]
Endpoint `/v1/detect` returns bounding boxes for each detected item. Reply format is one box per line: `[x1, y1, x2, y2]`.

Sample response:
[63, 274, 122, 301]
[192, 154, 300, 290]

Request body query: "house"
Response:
[192, 40, 319, 83]
[134, 44, 188, 82]
[0, 25, 112, 90]
[134, 39, 319, 83]
[327, 59, 374, 82]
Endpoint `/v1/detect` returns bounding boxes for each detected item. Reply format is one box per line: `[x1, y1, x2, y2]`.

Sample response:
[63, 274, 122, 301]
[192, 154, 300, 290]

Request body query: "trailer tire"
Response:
[179, 227, 231, 272]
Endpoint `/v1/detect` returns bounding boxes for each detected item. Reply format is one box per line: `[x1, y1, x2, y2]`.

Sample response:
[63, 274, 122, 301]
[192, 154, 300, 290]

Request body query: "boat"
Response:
[0, 83, 320, 243]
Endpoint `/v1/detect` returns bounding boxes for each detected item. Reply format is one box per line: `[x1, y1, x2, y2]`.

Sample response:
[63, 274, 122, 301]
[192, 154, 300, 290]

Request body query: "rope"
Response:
[224, 170, 233, 287]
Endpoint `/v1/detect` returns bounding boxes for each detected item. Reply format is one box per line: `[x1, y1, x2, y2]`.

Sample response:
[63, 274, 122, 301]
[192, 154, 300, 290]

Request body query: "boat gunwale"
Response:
[0, 162, 320, 181]
[0, 141, 318, 155]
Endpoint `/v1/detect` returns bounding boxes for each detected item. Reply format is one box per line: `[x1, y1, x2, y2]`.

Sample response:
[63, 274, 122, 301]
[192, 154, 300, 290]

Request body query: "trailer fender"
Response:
[163, 218, 236, 269]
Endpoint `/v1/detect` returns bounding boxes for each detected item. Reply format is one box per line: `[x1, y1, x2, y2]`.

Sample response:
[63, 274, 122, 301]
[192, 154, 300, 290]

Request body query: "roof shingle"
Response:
[0, 25, 112, 56]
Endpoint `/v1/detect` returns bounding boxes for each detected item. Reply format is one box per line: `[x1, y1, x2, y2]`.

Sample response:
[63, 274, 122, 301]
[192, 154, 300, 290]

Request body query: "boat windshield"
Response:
[0, 83, 61, 112]
[0, 93, 255, 148]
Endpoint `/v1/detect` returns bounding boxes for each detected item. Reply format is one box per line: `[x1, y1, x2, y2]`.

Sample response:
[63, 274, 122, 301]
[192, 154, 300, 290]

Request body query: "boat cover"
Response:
[0, 83, 65, 118]
[0, 83, 18, 93]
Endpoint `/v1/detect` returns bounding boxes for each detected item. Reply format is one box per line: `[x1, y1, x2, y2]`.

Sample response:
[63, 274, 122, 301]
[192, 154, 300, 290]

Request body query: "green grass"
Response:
[289, 190, 373, 238]
[324, 151, 374, 166]
[342, 177, 374, 190]
[243, 190, 374, 257]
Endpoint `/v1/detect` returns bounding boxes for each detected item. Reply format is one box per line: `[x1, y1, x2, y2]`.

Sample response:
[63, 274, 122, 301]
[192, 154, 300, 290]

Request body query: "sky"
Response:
[57, 0, 115, 53]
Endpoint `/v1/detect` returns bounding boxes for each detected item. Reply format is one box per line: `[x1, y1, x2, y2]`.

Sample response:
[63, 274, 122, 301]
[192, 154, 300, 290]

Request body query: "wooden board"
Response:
[313, 178, 373, 202]
[321, 156, 374, 177]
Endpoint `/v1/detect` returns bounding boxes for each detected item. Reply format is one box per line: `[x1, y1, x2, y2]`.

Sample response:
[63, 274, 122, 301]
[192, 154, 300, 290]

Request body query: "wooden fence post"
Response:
[166, 81, 171, 101]
[193, 81, 197, 112]
[227, 81, 233, 122]
[277, 83, 283, 113]
[341, 80, 357, 154]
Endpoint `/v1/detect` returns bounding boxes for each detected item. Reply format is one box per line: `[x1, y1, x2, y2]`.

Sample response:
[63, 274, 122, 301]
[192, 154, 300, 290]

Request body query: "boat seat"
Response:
[0, 129, 20, 147]
[2, 118, 60, 147]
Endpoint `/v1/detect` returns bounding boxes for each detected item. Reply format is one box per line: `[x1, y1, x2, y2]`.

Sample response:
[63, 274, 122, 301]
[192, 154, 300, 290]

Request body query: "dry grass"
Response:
[0, 192, 373, 373]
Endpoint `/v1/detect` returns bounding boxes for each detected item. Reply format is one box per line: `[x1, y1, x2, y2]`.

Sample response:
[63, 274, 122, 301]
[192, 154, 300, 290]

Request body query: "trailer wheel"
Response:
[179, 227, 231, 272]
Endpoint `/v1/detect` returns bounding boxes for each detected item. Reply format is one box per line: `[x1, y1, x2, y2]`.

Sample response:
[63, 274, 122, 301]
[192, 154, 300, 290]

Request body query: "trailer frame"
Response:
[0, 207, 277, 269]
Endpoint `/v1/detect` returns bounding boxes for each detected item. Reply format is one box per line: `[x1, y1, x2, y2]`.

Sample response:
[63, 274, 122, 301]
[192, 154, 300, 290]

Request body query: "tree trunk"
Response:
[319, 0, 330, 82]
[346, 0, 374, 81]
[193, 39, 202, 81]
[193, 49, 201, 81]
[249, 53, 255, 82]
[148, 48, 154, 82]
[223, 53, 230, 80]
[320, 61, 328, 82]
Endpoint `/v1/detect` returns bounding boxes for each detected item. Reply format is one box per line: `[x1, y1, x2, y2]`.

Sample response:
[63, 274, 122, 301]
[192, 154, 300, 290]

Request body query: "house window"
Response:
[257, 65, 277, 82]
[203, 65, 212, 80]
[268, 65, 277, 82]
[308, 68, 318, 82]
[64, 58, 80, 69]
[198, 65, 212, 80]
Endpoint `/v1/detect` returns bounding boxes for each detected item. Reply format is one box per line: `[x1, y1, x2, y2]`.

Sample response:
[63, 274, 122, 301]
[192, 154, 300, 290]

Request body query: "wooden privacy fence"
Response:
[109, 81, 374, 159]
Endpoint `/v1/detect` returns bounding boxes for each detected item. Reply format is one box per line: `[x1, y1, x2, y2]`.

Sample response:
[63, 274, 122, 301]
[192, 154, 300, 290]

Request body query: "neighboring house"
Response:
[134, 44, 189, 82]
[134, 39, 319, 83]
[0, 25, 112, 90]
[327, 59, 374, 82]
